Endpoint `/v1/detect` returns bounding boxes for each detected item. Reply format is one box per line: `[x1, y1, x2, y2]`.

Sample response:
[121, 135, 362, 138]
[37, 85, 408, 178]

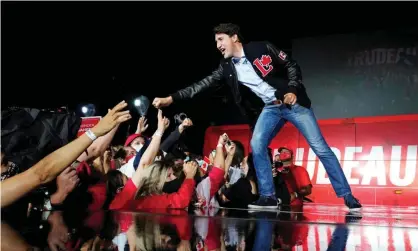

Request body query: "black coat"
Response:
[171, 41, 311, 126]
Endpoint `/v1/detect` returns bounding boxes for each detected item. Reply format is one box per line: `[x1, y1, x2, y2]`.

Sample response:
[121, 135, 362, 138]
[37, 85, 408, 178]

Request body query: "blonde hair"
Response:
[135, 215, 163, 251]
[136, 161, 170, 198]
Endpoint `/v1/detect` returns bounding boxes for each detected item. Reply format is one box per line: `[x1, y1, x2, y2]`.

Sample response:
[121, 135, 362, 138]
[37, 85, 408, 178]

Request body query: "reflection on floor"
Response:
[2, 204, 418, 251]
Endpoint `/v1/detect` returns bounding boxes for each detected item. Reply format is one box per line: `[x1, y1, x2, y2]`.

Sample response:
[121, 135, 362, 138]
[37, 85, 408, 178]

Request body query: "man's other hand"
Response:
[283, 93, 297, 105]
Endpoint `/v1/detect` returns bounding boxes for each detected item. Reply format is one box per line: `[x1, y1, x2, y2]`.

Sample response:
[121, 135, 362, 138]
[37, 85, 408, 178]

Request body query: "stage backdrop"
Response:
[203, 114, 418, 207]
[291, 29, 418, 119]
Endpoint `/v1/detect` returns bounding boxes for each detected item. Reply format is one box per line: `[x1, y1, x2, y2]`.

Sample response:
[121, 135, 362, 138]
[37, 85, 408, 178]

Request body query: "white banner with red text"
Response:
[77, 116, 102, 137]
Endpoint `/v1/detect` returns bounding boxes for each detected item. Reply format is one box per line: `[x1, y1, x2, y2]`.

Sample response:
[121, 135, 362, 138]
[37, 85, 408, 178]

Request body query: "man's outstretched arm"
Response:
[153, 64, 224, 108]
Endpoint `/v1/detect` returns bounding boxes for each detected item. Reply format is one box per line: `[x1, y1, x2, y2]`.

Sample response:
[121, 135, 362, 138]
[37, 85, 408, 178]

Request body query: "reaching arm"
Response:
[1, 101, 131, 208]
[131, 110, 170, 187]
[170, 64, 224, 102]
[77, 125, 120, 162]
[160, 118, 193, 154]
[160, 126, 181, 154]
[224, 154, 233, 180]
[223, 142, 238, 179]
[213, 134, 227, 172]
[265, 41, 303, 96]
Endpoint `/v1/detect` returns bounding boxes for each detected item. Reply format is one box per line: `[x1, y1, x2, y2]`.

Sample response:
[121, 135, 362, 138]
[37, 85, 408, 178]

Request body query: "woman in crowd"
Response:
[108, 109, 196, 210]
[109, 124, 229, 210]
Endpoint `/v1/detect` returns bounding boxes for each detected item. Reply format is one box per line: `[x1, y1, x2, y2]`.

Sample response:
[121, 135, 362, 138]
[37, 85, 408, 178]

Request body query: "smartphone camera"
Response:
[274, 161, 283, 168]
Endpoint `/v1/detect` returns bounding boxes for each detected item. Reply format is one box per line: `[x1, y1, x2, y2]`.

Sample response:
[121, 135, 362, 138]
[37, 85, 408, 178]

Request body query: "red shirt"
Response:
[87, 182, 107, 211]
[109, 178, 196, 210]
[208, 167, 226, 199]
[282, 165, 312, 206]
[160, 213, 192, 240]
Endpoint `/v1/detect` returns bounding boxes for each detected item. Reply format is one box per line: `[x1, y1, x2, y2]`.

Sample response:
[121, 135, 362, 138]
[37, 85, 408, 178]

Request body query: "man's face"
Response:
[215, 33, 237, 59]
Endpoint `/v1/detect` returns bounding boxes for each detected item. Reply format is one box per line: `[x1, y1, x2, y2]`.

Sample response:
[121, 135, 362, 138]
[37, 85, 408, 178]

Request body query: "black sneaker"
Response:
[248, 196, 278, 209]
[344, 194, 362, 211]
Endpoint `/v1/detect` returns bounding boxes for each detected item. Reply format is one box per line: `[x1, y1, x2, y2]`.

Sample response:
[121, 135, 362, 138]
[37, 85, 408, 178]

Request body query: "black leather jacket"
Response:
[171, 41, 311, 126]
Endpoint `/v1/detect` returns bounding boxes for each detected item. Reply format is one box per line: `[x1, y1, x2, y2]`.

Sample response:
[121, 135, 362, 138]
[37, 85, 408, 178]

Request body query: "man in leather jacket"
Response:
[153, 23, 361, 211]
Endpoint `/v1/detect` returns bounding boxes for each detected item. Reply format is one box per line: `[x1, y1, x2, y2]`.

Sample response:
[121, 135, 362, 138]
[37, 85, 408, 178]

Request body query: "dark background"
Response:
[293, 29, 418, 119]
[2, 1, 417, 154]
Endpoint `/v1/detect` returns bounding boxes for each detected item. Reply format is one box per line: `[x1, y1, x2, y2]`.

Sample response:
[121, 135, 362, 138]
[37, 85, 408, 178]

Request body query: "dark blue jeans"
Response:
[252, 218, 274, 251]
[250, 103, 352, 198]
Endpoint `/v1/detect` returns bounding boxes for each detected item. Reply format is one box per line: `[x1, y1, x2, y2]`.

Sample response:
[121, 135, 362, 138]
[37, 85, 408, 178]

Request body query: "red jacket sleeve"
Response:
[132, 179, 196, 209]
[208, 167, 225, 199]
[109, 179, 137, 210]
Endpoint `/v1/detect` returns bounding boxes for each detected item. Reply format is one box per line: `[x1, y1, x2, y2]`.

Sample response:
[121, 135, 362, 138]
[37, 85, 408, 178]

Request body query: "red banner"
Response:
[203, 114, 418, 206]
[77, 116, 101, 137]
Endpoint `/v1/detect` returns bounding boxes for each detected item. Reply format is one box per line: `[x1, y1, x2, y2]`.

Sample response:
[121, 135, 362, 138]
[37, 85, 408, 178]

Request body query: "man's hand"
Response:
[51, 167, 79, 205]
[179, 118, 193, 133]
[135, 116, 149, 134]
[283, 93, 297, 105]
[152, 96, 173, 109]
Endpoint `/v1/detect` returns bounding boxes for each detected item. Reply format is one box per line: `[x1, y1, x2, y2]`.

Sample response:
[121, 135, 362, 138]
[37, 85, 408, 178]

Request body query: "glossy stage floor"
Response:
[2, 204, 418, 251]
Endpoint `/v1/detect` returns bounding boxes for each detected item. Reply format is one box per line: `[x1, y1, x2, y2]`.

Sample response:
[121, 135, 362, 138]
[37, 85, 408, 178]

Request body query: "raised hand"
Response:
[218, 133, 229, 146]
[179, 118, 193, 133]
[136, 116, 149, 134]
[225, 142, 236, 156]
[183, 161, 198, 179]
[91, 101, 131, 137]
[157, 109, 170, 132]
